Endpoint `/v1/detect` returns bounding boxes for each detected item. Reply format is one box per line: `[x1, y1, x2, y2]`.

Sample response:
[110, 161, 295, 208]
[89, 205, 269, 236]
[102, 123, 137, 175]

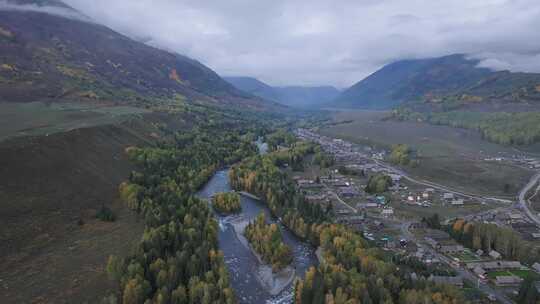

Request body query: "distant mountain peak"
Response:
[4, 0, 71, 8]
[332, 53, 540, 109]
[224, 76, 339, 108]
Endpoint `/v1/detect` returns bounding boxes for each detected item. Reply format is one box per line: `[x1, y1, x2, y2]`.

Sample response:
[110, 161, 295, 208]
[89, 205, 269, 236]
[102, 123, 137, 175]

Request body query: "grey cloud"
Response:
[0, 0, 90, 21]
[14, 0, 540, 87]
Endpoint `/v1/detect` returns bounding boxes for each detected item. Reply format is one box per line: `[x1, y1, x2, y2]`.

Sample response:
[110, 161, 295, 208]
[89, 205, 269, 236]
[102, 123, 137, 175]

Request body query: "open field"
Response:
[449, 250, 483, 263]
[320, 110, 534, 198]
[392, 201, 498, 220]
[487, 270, 539, 280]
[0, 101, 150, 142]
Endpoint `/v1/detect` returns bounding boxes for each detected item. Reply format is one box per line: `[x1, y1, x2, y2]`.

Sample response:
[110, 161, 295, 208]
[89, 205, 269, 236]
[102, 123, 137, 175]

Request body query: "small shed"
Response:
[532, 262, 540, 273]
[489, 250, 502, 260]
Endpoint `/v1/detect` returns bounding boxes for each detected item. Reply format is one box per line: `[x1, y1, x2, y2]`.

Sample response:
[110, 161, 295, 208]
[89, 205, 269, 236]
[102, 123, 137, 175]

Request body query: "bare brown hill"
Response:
[0, 116, 167, 303]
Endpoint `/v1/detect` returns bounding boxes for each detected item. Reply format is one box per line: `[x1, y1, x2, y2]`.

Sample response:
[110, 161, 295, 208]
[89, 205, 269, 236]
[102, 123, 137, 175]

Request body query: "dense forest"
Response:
[294, 222, 464, 304]
[394, 109, 540, 145]
[229, 136, 465, 304]
[109, 110, 260, 304]
[229, 139, 330, 242]
[266, 129, 297, 151]
[448, 219, 540, 265]
[211, 192, 241, 214]
[244, 213, 293, 272]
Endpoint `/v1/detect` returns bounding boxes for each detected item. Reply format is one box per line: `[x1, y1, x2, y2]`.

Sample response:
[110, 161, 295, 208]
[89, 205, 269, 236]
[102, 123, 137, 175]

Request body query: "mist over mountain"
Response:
[334, 54, 540, 109]
[0, 0, 274, 110]
[225, 76, 339, 108]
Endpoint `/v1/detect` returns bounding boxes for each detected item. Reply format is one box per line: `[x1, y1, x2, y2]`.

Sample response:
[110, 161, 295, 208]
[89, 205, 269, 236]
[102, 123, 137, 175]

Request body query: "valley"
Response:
[319, 110, 535, 198]
[2, 1, 540, 303]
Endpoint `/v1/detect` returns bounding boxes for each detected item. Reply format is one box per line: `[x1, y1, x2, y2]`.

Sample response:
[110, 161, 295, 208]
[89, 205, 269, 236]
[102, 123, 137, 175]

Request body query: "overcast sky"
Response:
[54, 0, 540, 87]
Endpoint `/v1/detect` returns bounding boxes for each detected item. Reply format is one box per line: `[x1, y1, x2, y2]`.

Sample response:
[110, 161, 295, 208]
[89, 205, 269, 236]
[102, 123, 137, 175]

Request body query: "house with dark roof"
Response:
[429, 275, 464, 287]
[495, 275, 523, 286]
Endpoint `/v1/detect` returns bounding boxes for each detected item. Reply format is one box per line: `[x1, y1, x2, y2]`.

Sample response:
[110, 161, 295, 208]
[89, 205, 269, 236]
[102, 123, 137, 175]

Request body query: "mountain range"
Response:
[333, 54, 540, 110]
[224, 76, 340, 108]
[0, 0, 275, 110]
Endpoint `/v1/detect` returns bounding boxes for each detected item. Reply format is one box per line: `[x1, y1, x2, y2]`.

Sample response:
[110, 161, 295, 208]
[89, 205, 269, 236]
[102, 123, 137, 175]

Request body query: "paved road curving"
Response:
[518, 172, 540, 227]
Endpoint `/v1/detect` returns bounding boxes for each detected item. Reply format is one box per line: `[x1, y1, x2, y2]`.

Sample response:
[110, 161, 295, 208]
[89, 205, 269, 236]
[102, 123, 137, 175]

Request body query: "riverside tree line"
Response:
[229, 134, 465, 304]
[108, 113, 260, 304]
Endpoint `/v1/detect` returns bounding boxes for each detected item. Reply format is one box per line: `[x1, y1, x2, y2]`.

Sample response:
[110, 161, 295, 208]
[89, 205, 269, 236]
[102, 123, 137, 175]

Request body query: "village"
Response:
[292, 128, 540, 303]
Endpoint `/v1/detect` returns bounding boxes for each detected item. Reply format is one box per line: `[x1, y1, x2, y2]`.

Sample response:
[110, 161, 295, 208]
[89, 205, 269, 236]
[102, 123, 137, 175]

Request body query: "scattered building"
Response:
[466, 261, 523, 271]
[357, 202, 378, 209]
[532, 262, 540, 273]
[429, 275, 464, 287]
[375, 196, 387, 205]
[473, 266, 486, 278]
[489, 250, 502, 260]
[451, 199, 464, 206]
[381, 208, 394, 217]
[339, 186, 359, 198]
[439, 244, 465, 254]
[388, 174, 402, 183]
[443, 193, 454, 201]
[495, 275, 523, 286]
[509, 213, 524, 221]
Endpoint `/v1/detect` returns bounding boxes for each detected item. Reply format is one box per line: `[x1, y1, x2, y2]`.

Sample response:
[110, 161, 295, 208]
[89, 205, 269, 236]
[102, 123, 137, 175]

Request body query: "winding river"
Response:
[197, 162, 318, 303]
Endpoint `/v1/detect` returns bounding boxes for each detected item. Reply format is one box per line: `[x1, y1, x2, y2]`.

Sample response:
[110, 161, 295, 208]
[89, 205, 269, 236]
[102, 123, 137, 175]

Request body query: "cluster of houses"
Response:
[424, 230, 465, 254]
[399, 187, 469, 208]
[467, 260, 527, 286]
[295, 129, 395, 177]
[466, 208, 540, 241]
[355, 195, 395, 218]
[422, 229, 539, 288]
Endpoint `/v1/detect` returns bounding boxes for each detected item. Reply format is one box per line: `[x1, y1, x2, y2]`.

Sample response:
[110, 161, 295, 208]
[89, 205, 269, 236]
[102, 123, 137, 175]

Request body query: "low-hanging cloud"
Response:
[0, 0, 90, 22]
[24, 0, 540, 87]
